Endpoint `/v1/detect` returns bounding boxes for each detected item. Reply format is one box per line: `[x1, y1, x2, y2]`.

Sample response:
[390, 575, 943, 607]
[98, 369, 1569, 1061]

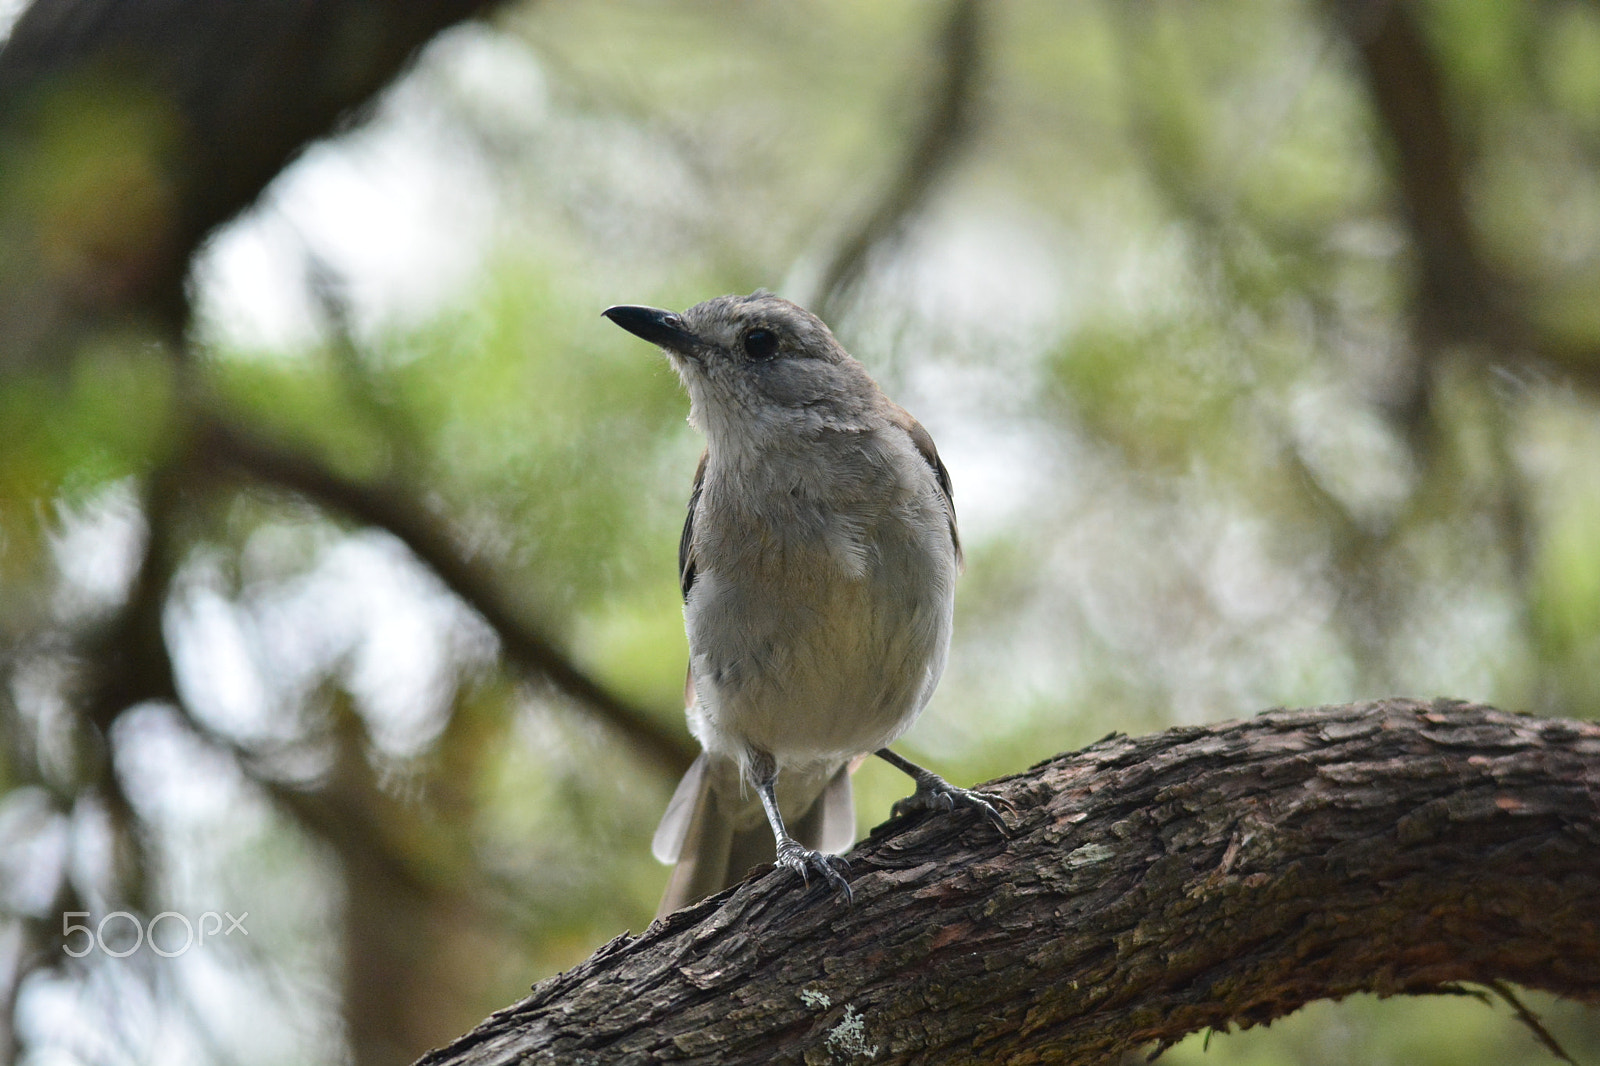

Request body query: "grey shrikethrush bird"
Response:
[603, 291, 1009, 916]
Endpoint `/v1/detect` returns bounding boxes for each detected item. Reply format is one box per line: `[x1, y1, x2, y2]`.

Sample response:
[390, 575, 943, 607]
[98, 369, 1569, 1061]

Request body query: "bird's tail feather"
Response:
[654, 753, 854, 918]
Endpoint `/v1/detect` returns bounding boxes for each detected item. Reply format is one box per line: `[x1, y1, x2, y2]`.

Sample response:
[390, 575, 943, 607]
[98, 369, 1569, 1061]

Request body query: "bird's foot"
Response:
[774, 840, 853, 904]
[891, 774, 1014, 837]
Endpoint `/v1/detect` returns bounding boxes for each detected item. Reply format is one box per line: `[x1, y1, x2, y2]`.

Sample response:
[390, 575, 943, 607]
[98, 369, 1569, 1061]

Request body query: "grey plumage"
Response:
[604, 292, 1006, 916]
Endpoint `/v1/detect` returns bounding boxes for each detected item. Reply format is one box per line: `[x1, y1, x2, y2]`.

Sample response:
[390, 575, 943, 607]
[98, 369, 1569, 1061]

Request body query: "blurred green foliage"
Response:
[2, 0, 1599, 1063]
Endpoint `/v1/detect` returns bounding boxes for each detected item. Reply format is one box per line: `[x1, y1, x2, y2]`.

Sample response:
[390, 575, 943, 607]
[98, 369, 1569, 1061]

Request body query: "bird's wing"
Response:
[679, 449, 708, 709]
[679, 449, 708, 601]
[887, 405, 961, 566]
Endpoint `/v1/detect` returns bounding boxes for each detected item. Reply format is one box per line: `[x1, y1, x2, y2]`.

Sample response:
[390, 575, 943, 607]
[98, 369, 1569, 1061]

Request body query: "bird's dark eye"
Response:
[743, 328, 779, 361]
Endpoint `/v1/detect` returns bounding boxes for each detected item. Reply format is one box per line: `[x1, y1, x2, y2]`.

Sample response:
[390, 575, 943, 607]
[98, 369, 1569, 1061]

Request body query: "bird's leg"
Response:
[750, 752, 853, 904]
[876, 748, 1013, 836]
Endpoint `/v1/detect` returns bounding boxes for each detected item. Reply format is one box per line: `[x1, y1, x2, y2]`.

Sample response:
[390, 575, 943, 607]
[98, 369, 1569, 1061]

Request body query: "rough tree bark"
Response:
[414, 698, 1600, 1065]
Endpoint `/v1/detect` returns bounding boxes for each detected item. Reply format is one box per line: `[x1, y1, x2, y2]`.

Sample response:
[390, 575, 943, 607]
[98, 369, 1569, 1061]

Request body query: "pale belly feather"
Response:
[685, 506, 953, 771]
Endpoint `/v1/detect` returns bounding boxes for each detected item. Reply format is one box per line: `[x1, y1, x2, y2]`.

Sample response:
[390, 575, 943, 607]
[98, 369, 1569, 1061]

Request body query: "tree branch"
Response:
[192, 411, 697, 776]
[1337, 0, 1500, 351]
[0, 0, 509, 366]
[813, 0, 983, 321]
[413, 698, 1600, 1065]
[1335, 0, 1600, 395]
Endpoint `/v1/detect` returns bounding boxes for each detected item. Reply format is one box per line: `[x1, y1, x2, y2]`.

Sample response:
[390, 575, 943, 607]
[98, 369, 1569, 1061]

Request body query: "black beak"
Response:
[602, 305, 698, 354]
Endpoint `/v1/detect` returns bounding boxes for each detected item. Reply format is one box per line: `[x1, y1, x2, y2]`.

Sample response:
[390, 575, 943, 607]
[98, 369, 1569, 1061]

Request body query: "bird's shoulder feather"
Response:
[884, 403, 961, 565]
[679, 448, 708, 602]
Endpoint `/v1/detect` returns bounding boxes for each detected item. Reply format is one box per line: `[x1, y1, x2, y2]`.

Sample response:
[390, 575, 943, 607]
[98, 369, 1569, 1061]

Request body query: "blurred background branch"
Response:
[813, 0, 984, 322]
[192, 410, 695, 775]
[0, 0, 508, 366]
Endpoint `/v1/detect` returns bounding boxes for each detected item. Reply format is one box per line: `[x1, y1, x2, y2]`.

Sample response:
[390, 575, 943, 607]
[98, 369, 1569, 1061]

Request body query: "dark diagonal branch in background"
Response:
[0, 0, 511, 367]
[1339, 0, 1500, 354]
[1335, 1, 1600, 394]
[1334, 0, 1579, 694]
[193, 413, 696, 776]
[813, 0, 983, 321]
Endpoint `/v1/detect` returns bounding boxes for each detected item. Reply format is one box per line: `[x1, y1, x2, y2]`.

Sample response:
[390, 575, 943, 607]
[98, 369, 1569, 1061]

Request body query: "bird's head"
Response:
[603, 292, 880, 443]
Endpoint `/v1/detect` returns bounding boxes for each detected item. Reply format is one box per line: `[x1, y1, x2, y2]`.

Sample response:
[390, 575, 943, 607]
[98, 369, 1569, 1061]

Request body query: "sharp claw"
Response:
[986, 791, 1019, 814]
[893, 782, 1014, 838]
[775, 842, 853, 904]
[975, 796, 1013, 839]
